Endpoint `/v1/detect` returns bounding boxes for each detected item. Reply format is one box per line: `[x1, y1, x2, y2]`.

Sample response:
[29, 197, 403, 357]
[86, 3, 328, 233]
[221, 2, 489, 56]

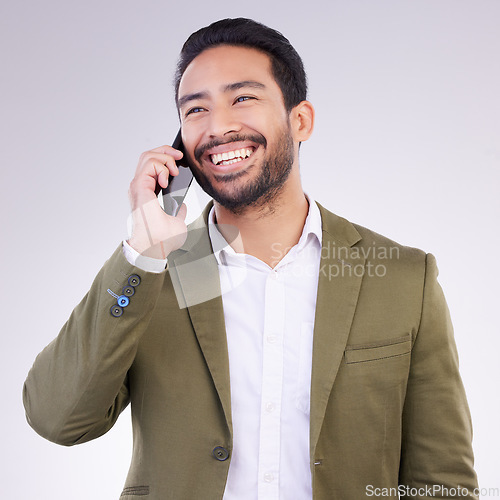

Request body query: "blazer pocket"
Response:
[344, 333, 412, 364]
[120, 485, 150, 497]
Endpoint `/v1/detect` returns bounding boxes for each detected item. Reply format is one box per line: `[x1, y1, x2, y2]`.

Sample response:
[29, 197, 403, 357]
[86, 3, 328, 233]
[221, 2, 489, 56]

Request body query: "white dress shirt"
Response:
[123, 199, 322, 500]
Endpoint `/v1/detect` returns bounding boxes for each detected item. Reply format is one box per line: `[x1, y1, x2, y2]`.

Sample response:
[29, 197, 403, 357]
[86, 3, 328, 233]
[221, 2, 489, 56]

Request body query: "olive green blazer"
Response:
[23, 203, 478, 499]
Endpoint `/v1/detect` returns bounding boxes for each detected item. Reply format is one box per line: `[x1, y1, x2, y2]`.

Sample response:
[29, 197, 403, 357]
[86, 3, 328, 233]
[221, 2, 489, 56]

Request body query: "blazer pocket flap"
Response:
[345, 333, 412, 364]
[120, 485, 150, 497]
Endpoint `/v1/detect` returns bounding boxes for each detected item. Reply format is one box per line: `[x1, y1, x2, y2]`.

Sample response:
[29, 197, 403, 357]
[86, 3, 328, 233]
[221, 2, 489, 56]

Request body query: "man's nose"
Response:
[207, 107, 241, 138]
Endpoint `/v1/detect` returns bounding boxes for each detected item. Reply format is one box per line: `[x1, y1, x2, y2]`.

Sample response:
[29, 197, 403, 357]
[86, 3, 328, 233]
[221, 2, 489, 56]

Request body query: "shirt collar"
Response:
[208, 195, 323, 266]
[295, 195, 323, 252]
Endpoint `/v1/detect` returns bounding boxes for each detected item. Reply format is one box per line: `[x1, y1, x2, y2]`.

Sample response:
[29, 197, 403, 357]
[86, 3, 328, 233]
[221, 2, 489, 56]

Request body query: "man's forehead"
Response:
[178, 45, 274, 96]
[186, 44, 272, 68]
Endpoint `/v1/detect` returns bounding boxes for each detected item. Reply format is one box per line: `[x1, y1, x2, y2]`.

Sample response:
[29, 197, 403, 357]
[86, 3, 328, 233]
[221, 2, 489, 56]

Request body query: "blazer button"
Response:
[122, 285, 135, 297]
[212, 446, 229, 461]
[128, 274, 141, 287]
[110, 305, 123, 317]
[117, 295, 130, 307]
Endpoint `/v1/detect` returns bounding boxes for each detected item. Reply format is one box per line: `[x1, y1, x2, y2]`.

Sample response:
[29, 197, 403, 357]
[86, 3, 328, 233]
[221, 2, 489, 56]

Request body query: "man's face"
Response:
[178, 45, 298, 213]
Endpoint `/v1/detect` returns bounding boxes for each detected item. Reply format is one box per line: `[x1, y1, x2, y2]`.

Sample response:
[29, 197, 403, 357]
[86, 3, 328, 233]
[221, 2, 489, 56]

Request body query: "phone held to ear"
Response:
[160, 129, 194, 216]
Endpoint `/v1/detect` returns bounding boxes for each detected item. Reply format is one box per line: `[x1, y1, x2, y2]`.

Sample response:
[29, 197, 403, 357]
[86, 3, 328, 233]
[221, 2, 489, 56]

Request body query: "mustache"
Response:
[194, 133, 267, 163]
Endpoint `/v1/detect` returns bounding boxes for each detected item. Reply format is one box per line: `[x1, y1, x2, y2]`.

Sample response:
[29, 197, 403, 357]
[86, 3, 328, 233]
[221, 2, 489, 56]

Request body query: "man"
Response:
[24, 18, 478, 499]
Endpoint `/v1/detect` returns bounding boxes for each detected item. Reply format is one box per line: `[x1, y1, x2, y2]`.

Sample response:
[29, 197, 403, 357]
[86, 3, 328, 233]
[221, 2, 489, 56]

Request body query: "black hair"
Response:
[174, 18, 307, 112]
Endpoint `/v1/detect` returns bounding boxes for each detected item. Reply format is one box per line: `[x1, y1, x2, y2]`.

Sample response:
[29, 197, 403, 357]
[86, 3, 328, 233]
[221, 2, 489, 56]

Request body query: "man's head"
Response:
[175, 19, 314, 214]
[174, 18, 308, 112]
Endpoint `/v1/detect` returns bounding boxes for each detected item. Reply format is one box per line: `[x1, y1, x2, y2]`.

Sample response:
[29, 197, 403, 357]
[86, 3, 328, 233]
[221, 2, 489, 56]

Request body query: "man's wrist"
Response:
[123, 240, 167, 273]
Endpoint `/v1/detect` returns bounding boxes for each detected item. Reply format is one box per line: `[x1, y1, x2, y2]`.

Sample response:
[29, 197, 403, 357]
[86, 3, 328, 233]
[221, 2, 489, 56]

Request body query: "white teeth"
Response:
[220, 158, 241, 166]
[211, 148, 253, 165]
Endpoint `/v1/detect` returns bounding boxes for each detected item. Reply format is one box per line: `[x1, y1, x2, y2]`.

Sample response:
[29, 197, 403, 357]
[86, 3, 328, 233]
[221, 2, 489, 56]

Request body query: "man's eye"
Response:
[186, 107, 205, 116]
[235, 96, 254, 103]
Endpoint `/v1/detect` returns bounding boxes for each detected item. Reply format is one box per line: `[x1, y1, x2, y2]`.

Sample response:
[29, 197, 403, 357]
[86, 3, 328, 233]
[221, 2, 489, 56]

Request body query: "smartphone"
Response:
[160, 129, 194, 216]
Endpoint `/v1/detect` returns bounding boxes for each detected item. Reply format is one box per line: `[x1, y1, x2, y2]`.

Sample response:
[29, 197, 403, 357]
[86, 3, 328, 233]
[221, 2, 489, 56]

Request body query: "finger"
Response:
[155, 163, 171, 189]
[149, 144, 184, 159]
[162, 154, 180, 177]
[131, 160, 168, 197]
[134, 159, 175, 190]
[140, 153, 180, 178]
[140, 152, 180, 171]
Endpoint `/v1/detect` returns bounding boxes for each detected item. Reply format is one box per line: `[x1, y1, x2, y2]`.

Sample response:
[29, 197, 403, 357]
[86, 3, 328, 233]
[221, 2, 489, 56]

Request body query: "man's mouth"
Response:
[210, 147, 255, 166]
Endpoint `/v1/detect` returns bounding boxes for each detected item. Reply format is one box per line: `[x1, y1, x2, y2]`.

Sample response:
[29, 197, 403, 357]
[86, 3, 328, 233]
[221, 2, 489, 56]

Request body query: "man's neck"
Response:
[213, 179, 309, 268]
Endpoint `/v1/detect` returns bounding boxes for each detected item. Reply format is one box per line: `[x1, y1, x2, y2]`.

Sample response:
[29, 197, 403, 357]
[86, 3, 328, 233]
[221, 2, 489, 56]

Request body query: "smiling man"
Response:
[24, 18, 478, 500]
[179, 46, 301, 217]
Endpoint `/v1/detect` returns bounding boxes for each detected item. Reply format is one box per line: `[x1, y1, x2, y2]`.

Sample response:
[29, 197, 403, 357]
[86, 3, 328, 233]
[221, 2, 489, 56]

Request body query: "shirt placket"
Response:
[258, 268, 285, 499]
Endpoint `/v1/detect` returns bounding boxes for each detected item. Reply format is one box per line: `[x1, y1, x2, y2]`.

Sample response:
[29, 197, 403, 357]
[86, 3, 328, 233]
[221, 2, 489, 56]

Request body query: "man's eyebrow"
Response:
[178, 91, 209, 109]
[223, 81, 266, 92]
[178, 81, 266, 109]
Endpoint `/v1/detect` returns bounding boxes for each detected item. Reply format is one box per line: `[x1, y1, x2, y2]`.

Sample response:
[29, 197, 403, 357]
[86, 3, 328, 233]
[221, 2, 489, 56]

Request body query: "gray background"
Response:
[1, 0, 499, 498]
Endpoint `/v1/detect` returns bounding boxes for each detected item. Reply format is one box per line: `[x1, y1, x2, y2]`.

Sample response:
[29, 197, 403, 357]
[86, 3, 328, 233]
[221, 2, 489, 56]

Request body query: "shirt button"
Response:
[265, 402, 275, 413]
[263, 472, 274, 483]
[212, 446, 229, 461]
[267, 335, 278, 344]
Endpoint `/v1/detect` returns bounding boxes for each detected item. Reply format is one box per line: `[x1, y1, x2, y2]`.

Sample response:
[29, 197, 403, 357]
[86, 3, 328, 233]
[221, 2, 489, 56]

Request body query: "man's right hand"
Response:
[127, 145, 189, 259]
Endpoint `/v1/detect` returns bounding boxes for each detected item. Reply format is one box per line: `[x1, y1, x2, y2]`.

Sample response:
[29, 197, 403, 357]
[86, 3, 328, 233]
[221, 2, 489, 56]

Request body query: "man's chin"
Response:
[207, 188, 257, 214]
[209, 181, 288, 216]
[193, 169, 258, 212]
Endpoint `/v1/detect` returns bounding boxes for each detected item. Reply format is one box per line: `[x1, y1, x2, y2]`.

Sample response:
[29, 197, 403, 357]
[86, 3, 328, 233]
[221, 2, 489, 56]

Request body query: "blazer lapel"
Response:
[168, 208, 233, 435]
[310, 204, 365, 461]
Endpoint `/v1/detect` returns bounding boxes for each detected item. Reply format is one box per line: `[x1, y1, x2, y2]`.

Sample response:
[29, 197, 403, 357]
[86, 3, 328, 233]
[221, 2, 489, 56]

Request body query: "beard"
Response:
[190, 123, 295, 215]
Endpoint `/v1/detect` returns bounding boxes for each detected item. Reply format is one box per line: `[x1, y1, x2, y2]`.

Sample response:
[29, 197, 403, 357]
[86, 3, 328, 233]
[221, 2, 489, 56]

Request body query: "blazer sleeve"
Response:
[399, 253, 479, 497]
[23, 244, 167, 446]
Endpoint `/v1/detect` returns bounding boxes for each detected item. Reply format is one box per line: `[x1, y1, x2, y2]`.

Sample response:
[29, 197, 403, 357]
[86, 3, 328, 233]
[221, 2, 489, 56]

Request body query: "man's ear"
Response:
[290, 100, 315, 142]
